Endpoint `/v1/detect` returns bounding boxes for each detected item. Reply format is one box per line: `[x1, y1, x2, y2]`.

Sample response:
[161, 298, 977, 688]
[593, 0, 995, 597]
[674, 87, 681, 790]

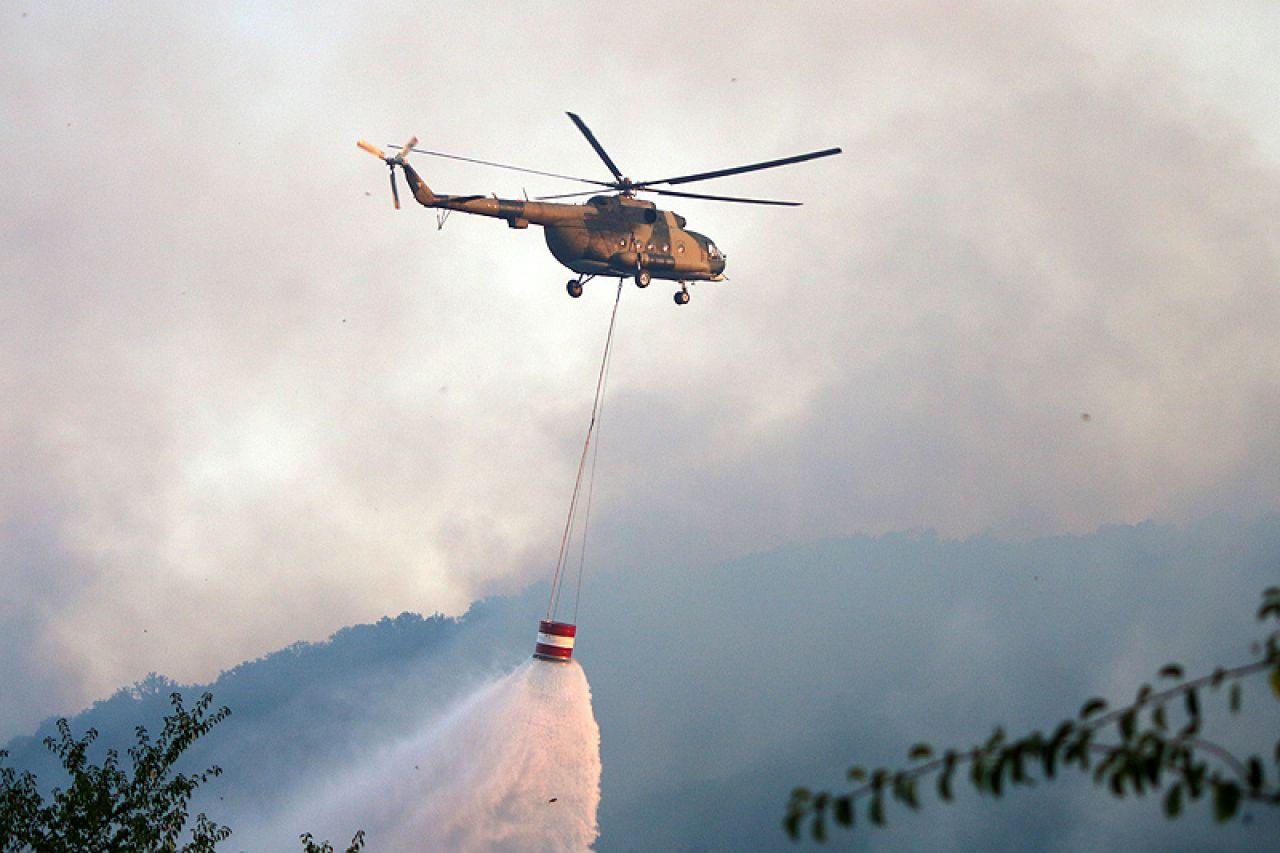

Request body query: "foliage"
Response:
[785, 587, 1280, 841]
[299, 830, 366, 852]
[0, 692, 364, 851]
[0, 692, 231, 851]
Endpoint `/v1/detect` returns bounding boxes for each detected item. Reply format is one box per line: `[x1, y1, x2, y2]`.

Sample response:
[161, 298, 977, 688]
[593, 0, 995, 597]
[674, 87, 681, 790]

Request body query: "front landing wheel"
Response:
[635, 270, 651, 289]
[674, 290, 690, 305]
[567, 280, 584, 298]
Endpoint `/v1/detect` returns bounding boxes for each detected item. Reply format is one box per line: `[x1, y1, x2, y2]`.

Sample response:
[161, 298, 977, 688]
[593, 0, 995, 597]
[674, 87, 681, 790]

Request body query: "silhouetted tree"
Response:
[0, 692, 231, 851]
[785, 587, 1280, 841]
[1, 692, 364, 851]
[300, 829, 366, 852]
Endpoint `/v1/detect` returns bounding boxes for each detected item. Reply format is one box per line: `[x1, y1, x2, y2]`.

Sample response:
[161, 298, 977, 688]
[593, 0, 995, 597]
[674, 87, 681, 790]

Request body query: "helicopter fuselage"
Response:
[361, 114, 838, 304]
[402, 164, 726, 283]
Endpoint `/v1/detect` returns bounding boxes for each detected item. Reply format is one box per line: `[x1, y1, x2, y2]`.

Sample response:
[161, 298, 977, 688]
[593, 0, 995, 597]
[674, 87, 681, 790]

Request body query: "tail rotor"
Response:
[357, 136, 418, 210]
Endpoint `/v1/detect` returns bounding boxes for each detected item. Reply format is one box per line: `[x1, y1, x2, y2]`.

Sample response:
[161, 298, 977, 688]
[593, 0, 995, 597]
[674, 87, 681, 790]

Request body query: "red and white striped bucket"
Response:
[533, 620, 576, 663]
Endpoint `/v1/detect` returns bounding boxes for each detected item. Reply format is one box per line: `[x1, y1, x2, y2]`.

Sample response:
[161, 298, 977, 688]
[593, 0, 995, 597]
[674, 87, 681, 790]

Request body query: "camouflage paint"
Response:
[401, 163, 726, 283]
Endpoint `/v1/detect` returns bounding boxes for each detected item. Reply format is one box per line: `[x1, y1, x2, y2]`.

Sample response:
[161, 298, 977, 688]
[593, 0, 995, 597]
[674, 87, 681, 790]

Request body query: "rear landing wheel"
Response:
[674, 290, 690, 305]
[567, 279, 583, 298]
[635, 270, 651, 289]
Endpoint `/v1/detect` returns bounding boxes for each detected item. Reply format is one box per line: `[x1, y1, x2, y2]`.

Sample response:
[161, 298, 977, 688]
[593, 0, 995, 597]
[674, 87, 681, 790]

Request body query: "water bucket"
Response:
[533, 620, 576, 662]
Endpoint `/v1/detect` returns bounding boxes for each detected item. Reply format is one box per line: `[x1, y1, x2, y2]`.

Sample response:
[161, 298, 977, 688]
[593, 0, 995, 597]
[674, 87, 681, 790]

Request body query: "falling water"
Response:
[256, 660, 602, 851]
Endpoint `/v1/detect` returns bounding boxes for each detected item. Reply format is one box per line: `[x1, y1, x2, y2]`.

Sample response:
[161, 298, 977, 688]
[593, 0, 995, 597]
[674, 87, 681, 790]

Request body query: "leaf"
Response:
[808, 791, 829, 841]
[1119, 710, 1137, 741]
[1093, 750, 1118, 784]
[909, 743, 934, 761]
[833, 795, 854, 827]
[782, 811, 803, 839]
[1080, 698, 1107, 719]
[1184, 759, 1207, 798]
[1212, 781, 1241, 822]
[1247, 757, 1263, 792]
[1041, 743, 1058, 779]
[1270, 667, 1280, 700]
[1065, 735, 1089, 769]
[1129, 755, 1147, 796]
[1142, 752, 1162, 788]
[783, 788, 811, 838]
[1229, 683, 1242, 713]
[1010, 745, 1027, 784]
[846, 766, 867, 782]
[971, 754, 987, 793]
[902, 777, 920, 810]
[869, 791, 885, 826]
[892, 771, 907, 801]
[1185, 688, 1201, 721]
[1152, 704, 1167, 731]
[1158, 663, 1184, 680]
[938, 753, 956, 801]
[1163, 783, 1183, 818]
[1043, 723, 1072, 778]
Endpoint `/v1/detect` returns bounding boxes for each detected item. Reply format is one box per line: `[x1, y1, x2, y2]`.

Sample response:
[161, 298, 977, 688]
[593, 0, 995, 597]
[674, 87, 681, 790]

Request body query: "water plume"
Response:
[261, 659, 602, 851]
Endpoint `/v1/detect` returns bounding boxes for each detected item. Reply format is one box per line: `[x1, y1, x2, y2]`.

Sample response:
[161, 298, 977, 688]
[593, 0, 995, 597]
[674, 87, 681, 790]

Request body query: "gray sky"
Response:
[2, 1, 1279, 738]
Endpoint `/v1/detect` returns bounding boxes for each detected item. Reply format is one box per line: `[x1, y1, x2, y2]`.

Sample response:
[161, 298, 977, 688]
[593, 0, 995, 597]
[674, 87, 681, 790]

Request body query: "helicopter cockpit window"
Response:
[707, 241, 720, 259]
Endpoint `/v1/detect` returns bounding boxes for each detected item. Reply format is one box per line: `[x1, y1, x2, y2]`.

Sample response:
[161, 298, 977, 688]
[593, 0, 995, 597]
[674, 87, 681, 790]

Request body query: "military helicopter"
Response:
[357, 113, 840, 305]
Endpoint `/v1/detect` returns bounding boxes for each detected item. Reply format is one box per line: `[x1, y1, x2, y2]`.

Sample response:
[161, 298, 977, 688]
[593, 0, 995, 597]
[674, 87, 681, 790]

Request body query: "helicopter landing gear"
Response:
[674, 284, 690, 305]
[635, 269, 651, 289]
[567, 274, 595, 299]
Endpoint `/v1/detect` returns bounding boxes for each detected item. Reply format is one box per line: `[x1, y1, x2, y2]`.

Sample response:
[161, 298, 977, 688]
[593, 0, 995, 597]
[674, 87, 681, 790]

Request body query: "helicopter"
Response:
[357, 113, 840, 305]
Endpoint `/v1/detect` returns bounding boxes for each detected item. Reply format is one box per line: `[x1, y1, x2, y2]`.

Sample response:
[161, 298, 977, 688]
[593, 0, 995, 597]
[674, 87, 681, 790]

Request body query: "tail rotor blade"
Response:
[357, 139, 387, 160]
[390, 169, 401, 209]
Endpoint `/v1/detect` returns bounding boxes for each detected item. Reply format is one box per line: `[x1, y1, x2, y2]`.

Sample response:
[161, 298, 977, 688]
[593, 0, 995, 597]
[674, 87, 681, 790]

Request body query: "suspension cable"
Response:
[571, 304, 617, 625]
[547, 279, 624, 621]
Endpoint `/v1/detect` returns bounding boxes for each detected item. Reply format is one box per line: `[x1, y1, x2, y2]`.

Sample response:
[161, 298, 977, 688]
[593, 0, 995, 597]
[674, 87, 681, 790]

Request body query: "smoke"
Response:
[248, 660, 601, 851]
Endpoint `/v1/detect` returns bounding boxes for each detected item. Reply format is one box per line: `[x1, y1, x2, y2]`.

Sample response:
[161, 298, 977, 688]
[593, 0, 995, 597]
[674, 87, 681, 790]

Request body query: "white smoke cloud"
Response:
[3, 0, 1279, 739]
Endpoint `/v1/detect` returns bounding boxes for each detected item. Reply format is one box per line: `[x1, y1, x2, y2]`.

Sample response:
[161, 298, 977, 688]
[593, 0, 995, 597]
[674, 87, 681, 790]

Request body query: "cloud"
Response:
[1, 1, 1277, 737]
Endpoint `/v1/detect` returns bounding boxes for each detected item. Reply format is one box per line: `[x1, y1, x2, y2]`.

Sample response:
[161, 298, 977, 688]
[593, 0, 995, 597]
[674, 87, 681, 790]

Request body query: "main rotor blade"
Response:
[634, 147, 842, 188]
[390, 169, 400, 209]
[647, 187, 802, 206]
[535, 189, 608, 201]
[566, 112, 625, 182]
[357, 139, 387, 160]
[385, 144, 612, 187]
[534, 186, 801, 206]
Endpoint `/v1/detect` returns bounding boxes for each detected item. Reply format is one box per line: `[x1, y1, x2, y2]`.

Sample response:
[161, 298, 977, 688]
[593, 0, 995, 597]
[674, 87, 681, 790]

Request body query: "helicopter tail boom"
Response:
[399, 161, 437, 206]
